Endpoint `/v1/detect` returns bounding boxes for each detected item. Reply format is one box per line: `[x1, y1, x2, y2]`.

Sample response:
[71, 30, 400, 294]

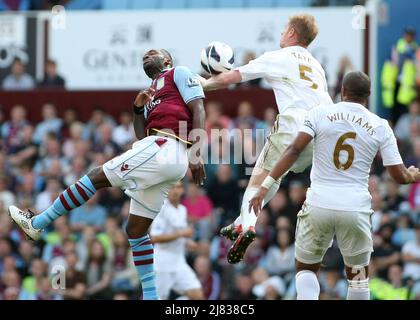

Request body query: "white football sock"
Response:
[347, 279, 370, 300]
[296, 270, 320, 300]
[235, 181, 280, 230]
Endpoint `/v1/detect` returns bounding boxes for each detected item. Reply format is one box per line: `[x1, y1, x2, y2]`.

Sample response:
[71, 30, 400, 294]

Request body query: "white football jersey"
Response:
[150, 201, 189, 271]
[236, 46, 332, 115]
[300, 101, 403, 211]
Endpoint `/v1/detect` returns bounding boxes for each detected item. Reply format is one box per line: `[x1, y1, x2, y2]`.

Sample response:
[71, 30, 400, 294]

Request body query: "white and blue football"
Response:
[200, 41, 234, 75]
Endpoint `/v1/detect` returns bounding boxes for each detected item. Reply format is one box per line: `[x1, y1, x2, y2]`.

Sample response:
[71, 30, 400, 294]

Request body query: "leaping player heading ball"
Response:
[9, 49, 206, 300]
[200, 14, 333, 264]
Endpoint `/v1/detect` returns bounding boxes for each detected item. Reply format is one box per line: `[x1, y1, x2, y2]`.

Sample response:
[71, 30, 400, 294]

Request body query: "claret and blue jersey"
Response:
[144, 66, 205, 144]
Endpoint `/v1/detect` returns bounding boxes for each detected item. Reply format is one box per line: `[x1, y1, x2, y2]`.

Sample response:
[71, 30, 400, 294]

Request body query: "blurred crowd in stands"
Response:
[0, 0, 366, 11]
[0, 93, 419, 300]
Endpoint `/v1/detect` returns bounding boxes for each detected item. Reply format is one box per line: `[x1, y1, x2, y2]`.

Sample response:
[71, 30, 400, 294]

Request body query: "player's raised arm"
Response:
[132, 87, 155, 139]
[249, 131, 313, 214]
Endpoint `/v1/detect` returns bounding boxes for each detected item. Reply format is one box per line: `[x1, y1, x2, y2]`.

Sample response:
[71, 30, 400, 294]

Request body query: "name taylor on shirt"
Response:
[326, 112, 376, 136]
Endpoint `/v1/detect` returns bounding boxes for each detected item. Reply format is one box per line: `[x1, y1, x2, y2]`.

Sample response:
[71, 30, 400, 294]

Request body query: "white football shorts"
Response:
[256, 108, 313, 174]
[156, 264, 202, 299]
[103, 135, 189, 219]
[295, 203, 373, 267]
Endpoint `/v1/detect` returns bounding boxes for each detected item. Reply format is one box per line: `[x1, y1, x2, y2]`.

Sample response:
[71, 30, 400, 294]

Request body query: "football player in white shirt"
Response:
[200, 14, 332, 264]
[249, 71, 420, 300]
[150, 182, 204, 300]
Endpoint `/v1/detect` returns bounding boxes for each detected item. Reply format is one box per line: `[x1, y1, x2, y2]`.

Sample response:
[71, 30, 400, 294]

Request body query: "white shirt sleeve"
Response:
[380, 122, 403, 166]
[236, 52, 284, 82]
[299, 108, 319, 137]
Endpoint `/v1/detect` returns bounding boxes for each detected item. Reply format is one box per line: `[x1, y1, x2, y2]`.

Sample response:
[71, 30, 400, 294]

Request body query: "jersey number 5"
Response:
[299, 65, 318, 90]
[333, 132, 356, 170]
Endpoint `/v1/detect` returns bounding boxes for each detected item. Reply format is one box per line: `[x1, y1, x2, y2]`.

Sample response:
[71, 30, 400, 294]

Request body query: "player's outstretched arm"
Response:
[187, 98, 206, 185]
[151, 227, 194, 244]
[386, 164, 420, 184]
[249, 132, 313, 214]
[199, 70, 242, 91]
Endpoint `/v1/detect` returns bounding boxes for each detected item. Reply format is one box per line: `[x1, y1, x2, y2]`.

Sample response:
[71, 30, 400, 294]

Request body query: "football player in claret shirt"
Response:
[9, 49, 206, 300]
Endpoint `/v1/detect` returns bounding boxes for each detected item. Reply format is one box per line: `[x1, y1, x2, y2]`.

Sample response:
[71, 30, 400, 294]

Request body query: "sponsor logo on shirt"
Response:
[187, 77, 200, 87]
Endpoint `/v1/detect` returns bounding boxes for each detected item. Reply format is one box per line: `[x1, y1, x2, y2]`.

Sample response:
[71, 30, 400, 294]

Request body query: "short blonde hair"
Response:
[288, 14, 319, 46]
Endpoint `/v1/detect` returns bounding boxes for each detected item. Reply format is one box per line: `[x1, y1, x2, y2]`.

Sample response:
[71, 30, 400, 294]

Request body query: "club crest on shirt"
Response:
[156, 78, 165, 90]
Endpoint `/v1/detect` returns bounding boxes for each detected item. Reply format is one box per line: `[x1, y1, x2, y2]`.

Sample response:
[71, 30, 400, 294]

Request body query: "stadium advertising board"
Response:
[49, 8, 363, 89]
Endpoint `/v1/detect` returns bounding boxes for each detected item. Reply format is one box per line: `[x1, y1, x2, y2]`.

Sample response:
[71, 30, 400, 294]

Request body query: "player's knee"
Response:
[87, 166, 111, 189]
[125, 222, 147, 239]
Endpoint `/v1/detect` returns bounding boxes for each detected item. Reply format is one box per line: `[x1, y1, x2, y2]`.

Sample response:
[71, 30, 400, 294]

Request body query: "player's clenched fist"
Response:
[408, 165, 420, 183]
[134, 87, 155, 107]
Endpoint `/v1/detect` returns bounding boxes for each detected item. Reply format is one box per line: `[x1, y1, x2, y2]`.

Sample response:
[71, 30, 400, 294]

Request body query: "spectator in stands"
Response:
[7, 124, 38, 167]
[92, 122, 121, 159]
[230, 101, 258, 134]
[256, 107, 277, 139]
[402, 224, 420, 281]
[204, 101, 231, 139]
[384, 177, 406, 214]
[254, 209, 275, 251]
[33, 103, 63, 145]
[1, 104, 28, 152]
[0, 176, 15, 211]
[69, 194, 107, 233]
[34, 178, 62, 213]
[405, 137, 420, 168]
[395, 100, 420, 143]
[18, 259, 47, 300]
[193, 255, 221, 300]
[228, 272, 256, 300]
[38, 59, 65, 89]
[109, 229, 138, 294]
[372, 224, 402, 279]
[61, 107, 78, 139]
[62, 122, 85, 159]
[261, 229, 294, 280]
[85, 240, 112, 299]
[318, 269, 347, 300]
[111, 111, 135, 149]
[82, 107, 115, 143]
[64, 156, 87, 186]
[182, 184, 214, 241]
[59, 251, 87, 300]
[33, 134, 69, 179]
[207, 164, 240, 224]
[392, 214, 416, 247]
[333, 56, 354, 101]
[2, 58, 34, 90]
[408, 181, 420, 216]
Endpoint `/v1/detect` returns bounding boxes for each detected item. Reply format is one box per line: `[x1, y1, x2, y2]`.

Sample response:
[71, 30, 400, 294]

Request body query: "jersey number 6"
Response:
[299, 65, 318, 90]
[333, 132, 357, 170]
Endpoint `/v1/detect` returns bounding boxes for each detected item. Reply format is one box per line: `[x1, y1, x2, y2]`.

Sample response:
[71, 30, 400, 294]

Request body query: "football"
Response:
[200, 41, 235, 75]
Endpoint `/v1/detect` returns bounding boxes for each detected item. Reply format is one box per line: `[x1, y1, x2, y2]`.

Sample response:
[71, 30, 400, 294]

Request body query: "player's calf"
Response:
[126, 214, 158, 300]
[8, 170, 108, 240]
